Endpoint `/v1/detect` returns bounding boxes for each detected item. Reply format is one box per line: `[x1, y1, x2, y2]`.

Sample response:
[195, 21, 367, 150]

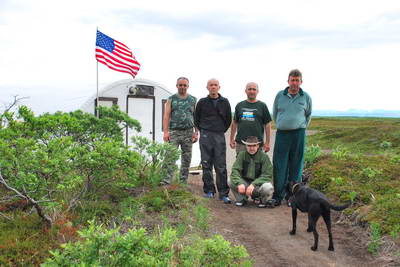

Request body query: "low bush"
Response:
[43, 222, 252, 267]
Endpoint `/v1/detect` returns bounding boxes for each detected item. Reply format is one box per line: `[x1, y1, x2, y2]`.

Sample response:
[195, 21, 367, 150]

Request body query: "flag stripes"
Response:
[95, 30, 140, 78]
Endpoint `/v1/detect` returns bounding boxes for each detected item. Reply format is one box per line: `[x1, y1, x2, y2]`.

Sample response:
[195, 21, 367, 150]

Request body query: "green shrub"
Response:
[380, 141, 392, 149]
[0, 106, 142, 226]
[194, 205, 209, 231]
[367, 222, 382, 255]
[360, 167, 382, 180]
[131, 136, 179, 187]
[332, 145, 349, 160]
[305, 144, 322, 166]
[43, 222, 252, 267]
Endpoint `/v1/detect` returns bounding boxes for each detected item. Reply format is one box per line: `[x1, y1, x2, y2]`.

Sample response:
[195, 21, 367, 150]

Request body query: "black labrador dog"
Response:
[288, 182, 351, 251]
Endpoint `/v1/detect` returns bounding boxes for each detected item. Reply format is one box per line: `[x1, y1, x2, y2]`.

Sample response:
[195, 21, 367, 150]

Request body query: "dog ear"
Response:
[301, 174, 309, 184]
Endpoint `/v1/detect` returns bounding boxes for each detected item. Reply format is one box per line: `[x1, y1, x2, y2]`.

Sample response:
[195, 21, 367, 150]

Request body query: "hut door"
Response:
[126, 96, 155, 145]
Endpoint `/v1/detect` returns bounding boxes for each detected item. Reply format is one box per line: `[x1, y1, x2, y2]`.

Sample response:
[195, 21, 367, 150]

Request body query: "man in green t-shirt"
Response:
[161, 77, 198, 185]
[230, 82, 272, 155]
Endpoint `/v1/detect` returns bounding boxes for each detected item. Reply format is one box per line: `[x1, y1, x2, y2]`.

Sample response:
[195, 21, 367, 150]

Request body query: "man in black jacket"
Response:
[194, 78, 232, 204]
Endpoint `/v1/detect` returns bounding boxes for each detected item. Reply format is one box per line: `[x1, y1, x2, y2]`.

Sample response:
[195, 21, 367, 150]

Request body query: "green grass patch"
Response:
[306, 117, 400, 235]
[308, 117, 400, 154]
[0, 214, 59, 266]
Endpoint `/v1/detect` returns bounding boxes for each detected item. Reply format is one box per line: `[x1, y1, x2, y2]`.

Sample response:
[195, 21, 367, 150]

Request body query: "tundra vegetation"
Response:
[305, 117, 400, 256]
[0, 106, 251, 266]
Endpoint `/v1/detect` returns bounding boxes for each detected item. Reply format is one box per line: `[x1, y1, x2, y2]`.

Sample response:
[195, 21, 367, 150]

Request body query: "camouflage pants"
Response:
[163, 128, 193, 184]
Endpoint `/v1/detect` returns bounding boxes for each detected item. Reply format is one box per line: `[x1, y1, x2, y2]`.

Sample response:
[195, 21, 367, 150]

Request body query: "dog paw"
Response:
[328, 246, 334, 251]
[311, 246, 317, 251]
[289, 230, 296, 235]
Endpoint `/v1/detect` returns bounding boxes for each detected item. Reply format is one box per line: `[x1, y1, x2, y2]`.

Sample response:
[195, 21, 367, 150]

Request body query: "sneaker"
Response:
[204, 192, 214, 198]
[235, 199, 247, 207]
[257, 202, 268, 208]
[221, 196, 231, 204]
[160, 181, 170, 186]
[265, 199, 281, 208]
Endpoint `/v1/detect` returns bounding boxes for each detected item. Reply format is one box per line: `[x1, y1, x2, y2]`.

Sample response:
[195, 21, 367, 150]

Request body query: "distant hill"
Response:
[313, 109, 400, 118]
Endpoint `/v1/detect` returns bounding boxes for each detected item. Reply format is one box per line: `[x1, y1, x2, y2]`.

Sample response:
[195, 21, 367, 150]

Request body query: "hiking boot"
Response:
[265, 199, 281, 208]
[235, 199, 247, 207]
[220, 196, 232, 204]
[204, 192, 214, 198]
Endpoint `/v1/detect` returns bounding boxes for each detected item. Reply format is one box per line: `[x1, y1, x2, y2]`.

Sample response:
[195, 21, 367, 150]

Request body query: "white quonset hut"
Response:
[81, 78, 173, 145]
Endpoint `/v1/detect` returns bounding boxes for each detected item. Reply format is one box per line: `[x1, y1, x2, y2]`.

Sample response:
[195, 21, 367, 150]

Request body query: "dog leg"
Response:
[309, 205, 320, 251]
[290, 208, 297, 235]
[322, 210, 334, 251]
[307, 213, 313, 232]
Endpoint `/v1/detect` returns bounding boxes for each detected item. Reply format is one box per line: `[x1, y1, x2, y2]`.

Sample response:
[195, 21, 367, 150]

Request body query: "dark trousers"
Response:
[199, 130, 229, 197]
[272, 128, 305, 201]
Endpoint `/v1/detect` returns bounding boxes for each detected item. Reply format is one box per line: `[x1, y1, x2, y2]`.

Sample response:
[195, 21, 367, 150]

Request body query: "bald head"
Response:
[245, 82, 259, 102]
[207, 78, 219, 86]
[246, 82, 258, 90]
[206, 78, 221, 99]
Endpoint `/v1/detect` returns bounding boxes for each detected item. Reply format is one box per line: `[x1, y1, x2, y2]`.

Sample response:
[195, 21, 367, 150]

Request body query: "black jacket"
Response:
[194, 94, 232, 133]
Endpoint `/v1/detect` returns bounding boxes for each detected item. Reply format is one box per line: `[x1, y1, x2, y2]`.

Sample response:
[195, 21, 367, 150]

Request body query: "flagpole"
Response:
[96, 27, 99, 118]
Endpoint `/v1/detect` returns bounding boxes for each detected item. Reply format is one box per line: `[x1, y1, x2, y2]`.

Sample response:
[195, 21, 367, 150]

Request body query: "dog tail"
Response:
[330, 201, 351, 211]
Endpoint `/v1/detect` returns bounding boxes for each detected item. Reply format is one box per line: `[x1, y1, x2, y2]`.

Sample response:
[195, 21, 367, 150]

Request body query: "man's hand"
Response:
[230, 140, 236, 149]
[238, 184, 246, 194]
[245, 184, 255, 197]
[192, 132, 199, 143]
[163, 131, 170, 142]
[263, 143, 270, 152]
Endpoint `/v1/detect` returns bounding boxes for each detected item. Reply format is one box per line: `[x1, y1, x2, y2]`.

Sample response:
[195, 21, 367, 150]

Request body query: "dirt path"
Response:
[187, 130, 390, 267]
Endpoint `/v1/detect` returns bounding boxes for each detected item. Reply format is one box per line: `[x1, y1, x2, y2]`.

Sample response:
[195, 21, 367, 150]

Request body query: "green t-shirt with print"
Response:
[169, 94, 197, 130]
[234, 100, 272, 144]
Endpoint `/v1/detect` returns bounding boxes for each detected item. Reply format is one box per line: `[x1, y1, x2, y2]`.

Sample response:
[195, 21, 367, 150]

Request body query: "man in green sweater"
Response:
[269, 69, 312, 207]
[228, 136, 274, 208]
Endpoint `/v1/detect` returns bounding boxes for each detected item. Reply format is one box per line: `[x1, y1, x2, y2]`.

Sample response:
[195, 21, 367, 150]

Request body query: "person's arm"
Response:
[191, 98, 199, 142]
[272, 93, 279, 122]
[305, 95, 312, 127]
[224, 100, 232, 133]
[163, 100, 171, 142]
[230, 152, 246, 187]
[263, 122, 271, 152]
[230, 120, 237, 149]
[194, 99, 201, 130]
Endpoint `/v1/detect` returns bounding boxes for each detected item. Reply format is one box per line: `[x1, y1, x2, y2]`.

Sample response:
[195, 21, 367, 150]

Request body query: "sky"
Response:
[1, 0, 400, 115]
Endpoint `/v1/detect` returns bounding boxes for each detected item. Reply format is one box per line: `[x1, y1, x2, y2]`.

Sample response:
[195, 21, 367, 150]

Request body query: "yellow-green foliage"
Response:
[43, 222, 252, 267]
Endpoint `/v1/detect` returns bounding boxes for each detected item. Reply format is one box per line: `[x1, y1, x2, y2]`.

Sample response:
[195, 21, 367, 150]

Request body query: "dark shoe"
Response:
[235, 199, 247, 207]
[204, 192, 214, 198]
[221, 196, 232, 204]
[266, 199, 281, 208]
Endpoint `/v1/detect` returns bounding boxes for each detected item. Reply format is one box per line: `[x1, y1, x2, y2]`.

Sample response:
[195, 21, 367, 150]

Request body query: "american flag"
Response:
[95, 30, 141, 78]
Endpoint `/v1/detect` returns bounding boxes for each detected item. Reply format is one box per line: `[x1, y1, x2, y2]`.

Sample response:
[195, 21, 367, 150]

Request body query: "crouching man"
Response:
[228, 136, 274, 208]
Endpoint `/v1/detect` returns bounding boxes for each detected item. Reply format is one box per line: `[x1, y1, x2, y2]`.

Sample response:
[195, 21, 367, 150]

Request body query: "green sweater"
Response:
[272, 87, 312, 130]
[230, 149, 273, 187]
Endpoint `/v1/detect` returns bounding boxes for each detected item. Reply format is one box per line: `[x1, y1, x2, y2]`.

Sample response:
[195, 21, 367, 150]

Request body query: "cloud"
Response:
[112, 8, 400, 50]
